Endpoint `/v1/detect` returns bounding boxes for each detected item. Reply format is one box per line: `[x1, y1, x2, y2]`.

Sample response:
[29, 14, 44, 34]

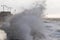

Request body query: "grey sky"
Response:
[0, 0, 33, 13]
[0, 0, 60, 18]
[45, 0, 60, 18]
[0, 0, 41, 14]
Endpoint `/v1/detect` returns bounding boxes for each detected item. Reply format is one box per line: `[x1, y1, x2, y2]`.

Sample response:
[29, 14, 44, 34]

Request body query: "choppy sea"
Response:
[0, 20, 60, 40]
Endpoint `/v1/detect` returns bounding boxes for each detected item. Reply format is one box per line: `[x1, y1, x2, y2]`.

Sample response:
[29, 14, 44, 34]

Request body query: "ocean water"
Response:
[44, 20, 60, 40]
[0, 20, 60, 40]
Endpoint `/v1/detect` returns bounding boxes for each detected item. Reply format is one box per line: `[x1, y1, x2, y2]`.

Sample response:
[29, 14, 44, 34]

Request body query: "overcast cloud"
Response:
[0, 0, 60, 18]
[0, 0, 43, 14]
[45, 0, 60, 18]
